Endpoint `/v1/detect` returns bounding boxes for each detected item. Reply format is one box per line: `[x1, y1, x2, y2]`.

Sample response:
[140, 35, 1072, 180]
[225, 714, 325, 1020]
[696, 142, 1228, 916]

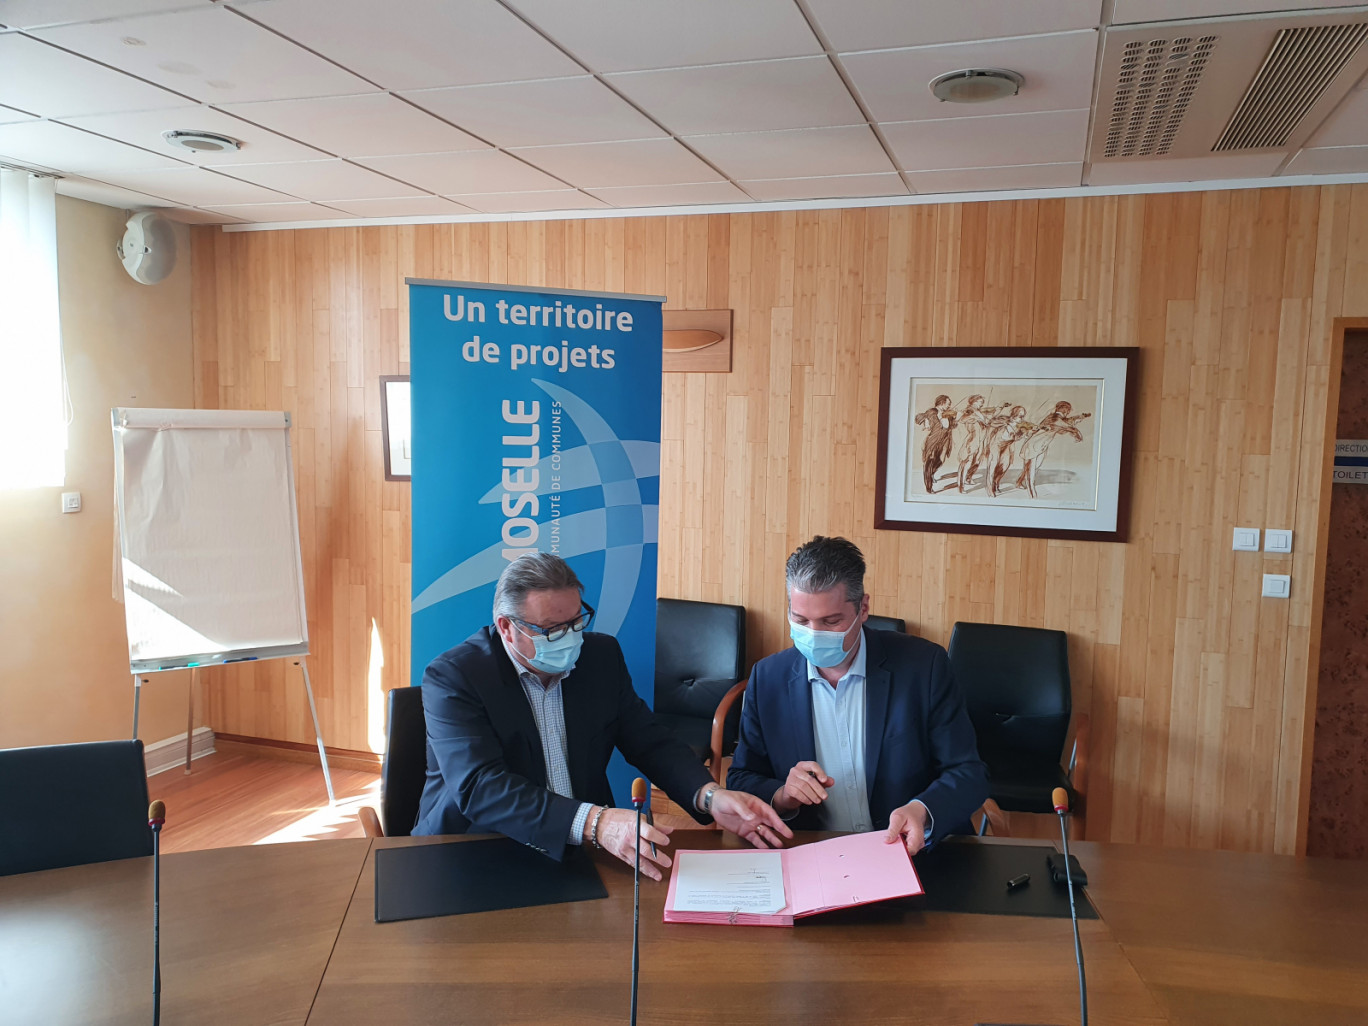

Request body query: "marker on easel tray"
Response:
[224, 656, 259, 664]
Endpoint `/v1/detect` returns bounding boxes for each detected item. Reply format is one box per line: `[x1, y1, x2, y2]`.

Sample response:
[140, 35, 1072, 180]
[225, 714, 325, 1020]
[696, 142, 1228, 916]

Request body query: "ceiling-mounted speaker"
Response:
[117, 211, 177, 285]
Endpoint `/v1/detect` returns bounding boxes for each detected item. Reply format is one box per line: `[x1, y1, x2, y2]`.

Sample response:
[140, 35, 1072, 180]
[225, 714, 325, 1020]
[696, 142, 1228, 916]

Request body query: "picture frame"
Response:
[875, 347, 1139, 541]
[380, 375, 411, 481]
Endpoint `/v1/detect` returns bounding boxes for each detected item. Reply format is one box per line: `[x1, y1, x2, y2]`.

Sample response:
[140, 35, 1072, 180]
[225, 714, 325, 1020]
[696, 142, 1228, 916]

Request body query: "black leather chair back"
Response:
[654, 598, 746, 758]
[382, 686, 428, 837]
[866, 614, 907, 633]
[948, 622, 1071, 766]
[0, 740, 152, 876]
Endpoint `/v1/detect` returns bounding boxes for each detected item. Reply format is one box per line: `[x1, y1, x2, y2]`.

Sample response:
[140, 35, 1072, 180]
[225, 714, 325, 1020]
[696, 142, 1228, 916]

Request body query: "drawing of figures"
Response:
[1014, 401, 1092, 499]
[913, 394, 957, 493]
[955, 394, 992, 493]
[985, 405, 1034, 497]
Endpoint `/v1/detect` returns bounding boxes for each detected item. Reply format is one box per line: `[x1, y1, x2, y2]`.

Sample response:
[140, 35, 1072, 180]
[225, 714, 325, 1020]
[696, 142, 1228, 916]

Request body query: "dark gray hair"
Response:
[492, 552, 583, 621]
[785, 536, 866, 604]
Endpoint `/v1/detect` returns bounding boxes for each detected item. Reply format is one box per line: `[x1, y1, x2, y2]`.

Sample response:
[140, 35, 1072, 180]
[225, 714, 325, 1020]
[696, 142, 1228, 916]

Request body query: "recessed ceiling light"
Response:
[162, 130, 242, 153]
[929, 68, 1024, 104]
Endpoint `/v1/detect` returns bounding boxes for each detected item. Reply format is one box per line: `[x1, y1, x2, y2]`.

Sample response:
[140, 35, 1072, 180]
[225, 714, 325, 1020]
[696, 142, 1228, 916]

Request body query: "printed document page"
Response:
[670, 851, 787, 914]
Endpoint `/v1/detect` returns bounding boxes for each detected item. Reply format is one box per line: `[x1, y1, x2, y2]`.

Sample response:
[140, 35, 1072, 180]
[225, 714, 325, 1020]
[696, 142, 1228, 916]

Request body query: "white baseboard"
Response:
[145, 727, 216, 777]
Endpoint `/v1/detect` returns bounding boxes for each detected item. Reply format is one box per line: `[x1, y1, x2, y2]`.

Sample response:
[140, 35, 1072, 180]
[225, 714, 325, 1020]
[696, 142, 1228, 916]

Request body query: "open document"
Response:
[664, 831, 924, 927]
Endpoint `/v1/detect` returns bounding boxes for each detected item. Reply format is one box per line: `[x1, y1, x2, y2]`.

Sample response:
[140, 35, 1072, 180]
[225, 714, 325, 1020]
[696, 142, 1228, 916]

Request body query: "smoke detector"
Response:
[162, 130, 241, 153]
[929, 68, 1024, 104]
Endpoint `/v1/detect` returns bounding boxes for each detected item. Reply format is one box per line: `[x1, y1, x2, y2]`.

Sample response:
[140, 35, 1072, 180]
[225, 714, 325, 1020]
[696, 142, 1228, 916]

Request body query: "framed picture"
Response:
[875, 347, 1139, 541]
[380, 375, 411, 481]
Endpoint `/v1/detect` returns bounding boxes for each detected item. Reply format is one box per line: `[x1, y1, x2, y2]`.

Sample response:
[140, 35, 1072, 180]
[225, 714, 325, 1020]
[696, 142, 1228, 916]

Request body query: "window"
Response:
[0, 170, 65, 488]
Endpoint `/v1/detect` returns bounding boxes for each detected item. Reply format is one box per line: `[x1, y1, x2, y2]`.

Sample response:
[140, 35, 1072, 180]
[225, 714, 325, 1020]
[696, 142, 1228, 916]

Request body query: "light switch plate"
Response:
[1265, 529, 1293, 553]
[1233, 527, 1260, 551]
[61, 491, 81, 513]
[1262, 573, 1291, 598]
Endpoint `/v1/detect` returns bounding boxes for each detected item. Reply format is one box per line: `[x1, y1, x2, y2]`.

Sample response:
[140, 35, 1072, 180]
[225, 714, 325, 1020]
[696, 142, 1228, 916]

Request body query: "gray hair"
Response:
[785, 536, 866, 604]
[492, 552, 583, 621]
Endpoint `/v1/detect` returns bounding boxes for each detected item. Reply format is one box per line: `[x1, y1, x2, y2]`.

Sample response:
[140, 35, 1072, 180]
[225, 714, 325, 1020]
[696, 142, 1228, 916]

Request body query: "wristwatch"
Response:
[700, 783, 719, 815]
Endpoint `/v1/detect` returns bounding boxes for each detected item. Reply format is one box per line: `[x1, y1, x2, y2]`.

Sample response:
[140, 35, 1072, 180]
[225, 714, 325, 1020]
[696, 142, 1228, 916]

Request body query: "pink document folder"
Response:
[663, 831, 924, 927]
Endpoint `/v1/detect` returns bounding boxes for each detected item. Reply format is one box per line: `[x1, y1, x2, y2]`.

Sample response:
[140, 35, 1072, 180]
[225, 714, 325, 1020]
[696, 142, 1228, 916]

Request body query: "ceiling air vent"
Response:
[1105, 35, 1218, 158]
[1213, 23, 1368, 151]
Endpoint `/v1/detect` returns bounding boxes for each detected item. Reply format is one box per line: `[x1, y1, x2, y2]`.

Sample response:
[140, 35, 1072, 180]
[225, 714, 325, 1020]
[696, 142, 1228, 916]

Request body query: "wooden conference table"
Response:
[2, 831, 1365, 1026]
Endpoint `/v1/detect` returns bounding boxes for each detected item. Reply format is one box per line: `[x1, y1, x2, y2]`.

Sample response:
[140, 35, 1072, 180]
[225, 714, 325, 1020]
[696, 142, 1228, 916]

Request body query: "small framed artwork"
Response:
[380, 375, 411, 481]
[875, 347, 1139, 541]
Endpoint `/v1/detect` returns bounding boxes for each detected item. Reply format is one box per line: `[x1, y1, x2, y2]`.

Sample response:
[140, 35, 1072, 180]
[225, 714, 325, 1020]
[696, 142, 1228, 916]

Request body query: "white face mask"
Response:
[789, 617, 857, 668]
[514, 624, 584, 675]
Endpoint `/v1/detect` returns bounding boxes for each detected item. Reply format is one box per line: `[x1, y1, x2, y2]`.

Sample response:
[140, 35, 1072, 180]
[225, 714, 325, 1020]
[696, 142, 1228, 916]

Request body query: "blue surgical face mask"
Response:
[790, 618, 857, 669]
[515, 625, 584, 675]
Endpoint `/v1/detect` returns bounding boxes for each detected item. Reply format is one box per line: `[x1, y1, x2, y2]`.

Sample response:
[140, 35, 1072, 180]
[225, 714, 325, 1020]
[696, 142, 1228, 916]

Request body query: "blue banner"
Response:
[408, 278, 663, 806]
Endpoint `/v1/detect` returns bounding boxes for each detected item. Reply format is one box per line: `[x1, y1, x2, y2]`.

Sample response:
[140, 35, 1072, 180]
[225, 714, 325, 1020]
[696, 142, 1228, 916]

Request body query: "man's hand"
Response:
[771, 760, 834, 813]
[591, 807, 674, 881]
[710, 788, 795, 849]
[884, 800, 930, 856]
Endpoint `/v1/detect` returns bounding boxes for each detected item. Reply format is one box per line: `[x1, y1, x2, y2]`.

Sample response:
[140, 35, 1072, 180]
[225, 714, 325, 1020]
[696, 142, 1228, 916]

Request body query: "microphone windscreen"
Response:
[148, 800, 166, 825]
[1052, 787, 1069, 814]
[631, 777, 648, 805]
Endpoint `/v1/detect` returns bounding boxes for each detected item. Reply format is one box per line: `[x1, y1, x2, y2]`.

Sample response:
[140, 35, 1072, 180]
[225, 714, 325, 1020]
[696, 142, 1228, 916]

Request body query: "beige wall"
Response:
[0, 196, 196, 749]
[191, 187, 1360, 855]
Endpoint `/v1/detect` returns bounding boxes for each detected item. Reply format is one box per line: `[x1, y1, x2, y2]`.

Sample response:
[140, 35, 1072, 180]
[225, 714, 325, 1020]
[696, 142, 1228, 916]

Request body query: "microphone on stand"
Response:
[148, 800, 166, 1026]
[629, 777, 647, 1026]
[1053, 786, 1088, 1026]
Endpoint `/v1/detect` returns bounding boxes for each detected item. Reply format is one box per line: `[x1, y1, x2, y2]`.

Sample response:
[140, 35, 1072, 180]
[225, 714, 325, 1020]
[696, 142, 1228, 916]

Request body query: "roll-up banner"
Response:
[408, 278, 664, 805]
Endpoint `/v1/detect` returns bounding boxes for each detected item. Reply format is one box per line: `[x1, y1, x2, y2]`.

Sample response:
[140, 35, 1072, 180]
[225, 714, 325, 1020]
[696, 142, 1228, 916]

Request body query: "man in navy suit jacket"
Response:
[415, 552, 791, 878]
[728, 537, 987, 854]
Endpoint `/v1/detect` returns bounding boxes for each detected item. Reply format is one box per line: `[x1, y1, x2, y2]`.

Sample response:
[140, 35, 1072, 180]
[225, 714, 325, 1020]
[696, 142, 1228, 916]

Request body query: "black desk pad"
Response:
[374, 838, 608, 923]
[911, 840, 1098, 919]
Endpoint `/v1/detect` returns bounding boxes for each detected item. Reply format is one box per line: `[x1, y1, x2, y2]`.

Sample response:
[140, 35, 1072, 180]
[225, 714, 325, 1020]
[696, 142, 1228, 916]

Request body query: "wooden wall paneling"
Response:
[190, 186, 1367, 853]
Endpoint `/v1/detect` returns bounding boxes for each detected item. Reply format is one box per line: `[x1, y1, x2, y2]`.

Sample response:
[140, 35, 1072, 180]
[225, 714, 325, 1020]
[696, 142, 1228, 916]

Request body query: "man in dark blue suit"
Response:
[415, 552, 791, 878]
[728, 536, 987, 854]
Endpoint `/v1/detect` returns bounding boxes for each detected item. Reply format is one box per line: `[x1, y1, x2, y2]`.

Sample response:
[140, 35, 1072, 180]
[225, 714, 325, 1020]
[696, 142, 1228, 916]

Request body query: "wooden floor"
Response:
[149, 749, 379, 853]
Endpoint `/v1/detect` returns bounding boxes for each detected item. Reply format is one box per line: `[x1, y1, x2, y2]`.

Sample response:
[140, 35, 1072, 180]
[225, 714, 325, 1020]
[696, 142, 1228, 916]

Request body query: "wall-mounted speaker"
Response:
[116, 211, 177, 285]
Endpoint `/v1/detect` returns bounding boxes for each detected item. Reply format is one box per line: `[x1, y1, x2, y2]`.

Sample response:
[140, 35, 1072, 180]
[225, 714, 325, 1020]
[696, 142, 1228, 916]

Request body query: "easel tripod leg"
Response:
[297, 659, 336, 804]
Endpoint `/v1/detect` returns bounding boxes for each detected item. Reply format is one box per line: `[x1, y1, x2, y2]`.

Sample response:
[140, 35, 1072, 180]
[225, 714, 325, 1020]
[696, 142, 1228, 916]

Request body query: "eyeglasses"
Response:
[511, 601, 596, 642]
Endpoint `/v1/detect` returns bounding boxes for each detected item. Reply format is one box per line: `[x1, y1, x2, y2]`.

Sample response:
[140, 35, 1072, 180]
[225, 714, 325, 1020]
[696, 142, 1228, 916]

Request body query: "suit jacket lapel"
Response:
[863, 628, 893, 785]
[788, 656, 817, 766]
[560, 662, 595, 799]
[492, 632, 547, 786]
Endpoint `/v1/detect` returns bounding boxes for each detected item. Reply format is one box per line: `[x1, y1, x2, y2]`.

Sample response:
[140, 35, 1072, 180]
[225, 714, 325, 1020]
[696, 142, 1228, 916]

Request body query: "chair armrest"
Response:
[1068, 712, 1091, 801]
[708, 679, 748, 784]
[358, 805, 384, 838]
[974, 798, 1010, 837]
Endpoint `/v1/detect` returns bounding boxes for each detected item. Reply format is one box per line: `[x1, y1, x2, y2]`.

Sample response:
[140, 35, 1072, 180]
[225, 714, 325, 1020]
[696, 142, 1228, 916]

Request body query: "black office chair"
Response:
[865, 614, 907, 633]
[654, 597, 746, 782]
[360, 685, 428, 838]
[0, 740, 153, 876]
[947, 622, 1089, 836]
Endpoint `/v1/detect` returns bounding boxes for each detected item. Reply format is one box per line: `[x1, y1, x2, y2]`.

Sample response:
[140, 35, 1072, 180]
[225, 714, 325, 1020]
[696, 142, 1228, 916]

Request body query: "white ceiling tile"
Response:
[739, 173, 908, 201]
[0, 104, 36, 124]
[0, 34, 188, 117]
[200, 201, 350, 221]
[356, 150, 565, 194]
[84, 166, 294, 204]
[242, 0, 581, 90]
[34, 6, 373, 104]
[882, 109, 1088, 171]
[906, 162, 1083, 194]
[841, 31, 1098, 124]
[55, 175, 176, 211]
[0, 120, 186, 174]
[684, 125, 893, 180]
[1111, 0, 1368, 25]
[808, 0, 1102, 51]
[1309, 89, 1368, 149]
[58, 105, 326, 164]
[1086, 153, 1285, 186]
[606, 57, 864, 136]
[504, 0, 821, 72]
[217, 94, 487, 158]
[401, 78, 665, 148]
[0, 1, 197, 30]
[588, 181, 750, 206]
[1283, 146, 1368, 177]
[510, 138, 722, 188]
[324, 195, 474, 218]
[161, 206, 247, 225]
[454, 190, 609, 214]
[215, 159, 427, 200]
